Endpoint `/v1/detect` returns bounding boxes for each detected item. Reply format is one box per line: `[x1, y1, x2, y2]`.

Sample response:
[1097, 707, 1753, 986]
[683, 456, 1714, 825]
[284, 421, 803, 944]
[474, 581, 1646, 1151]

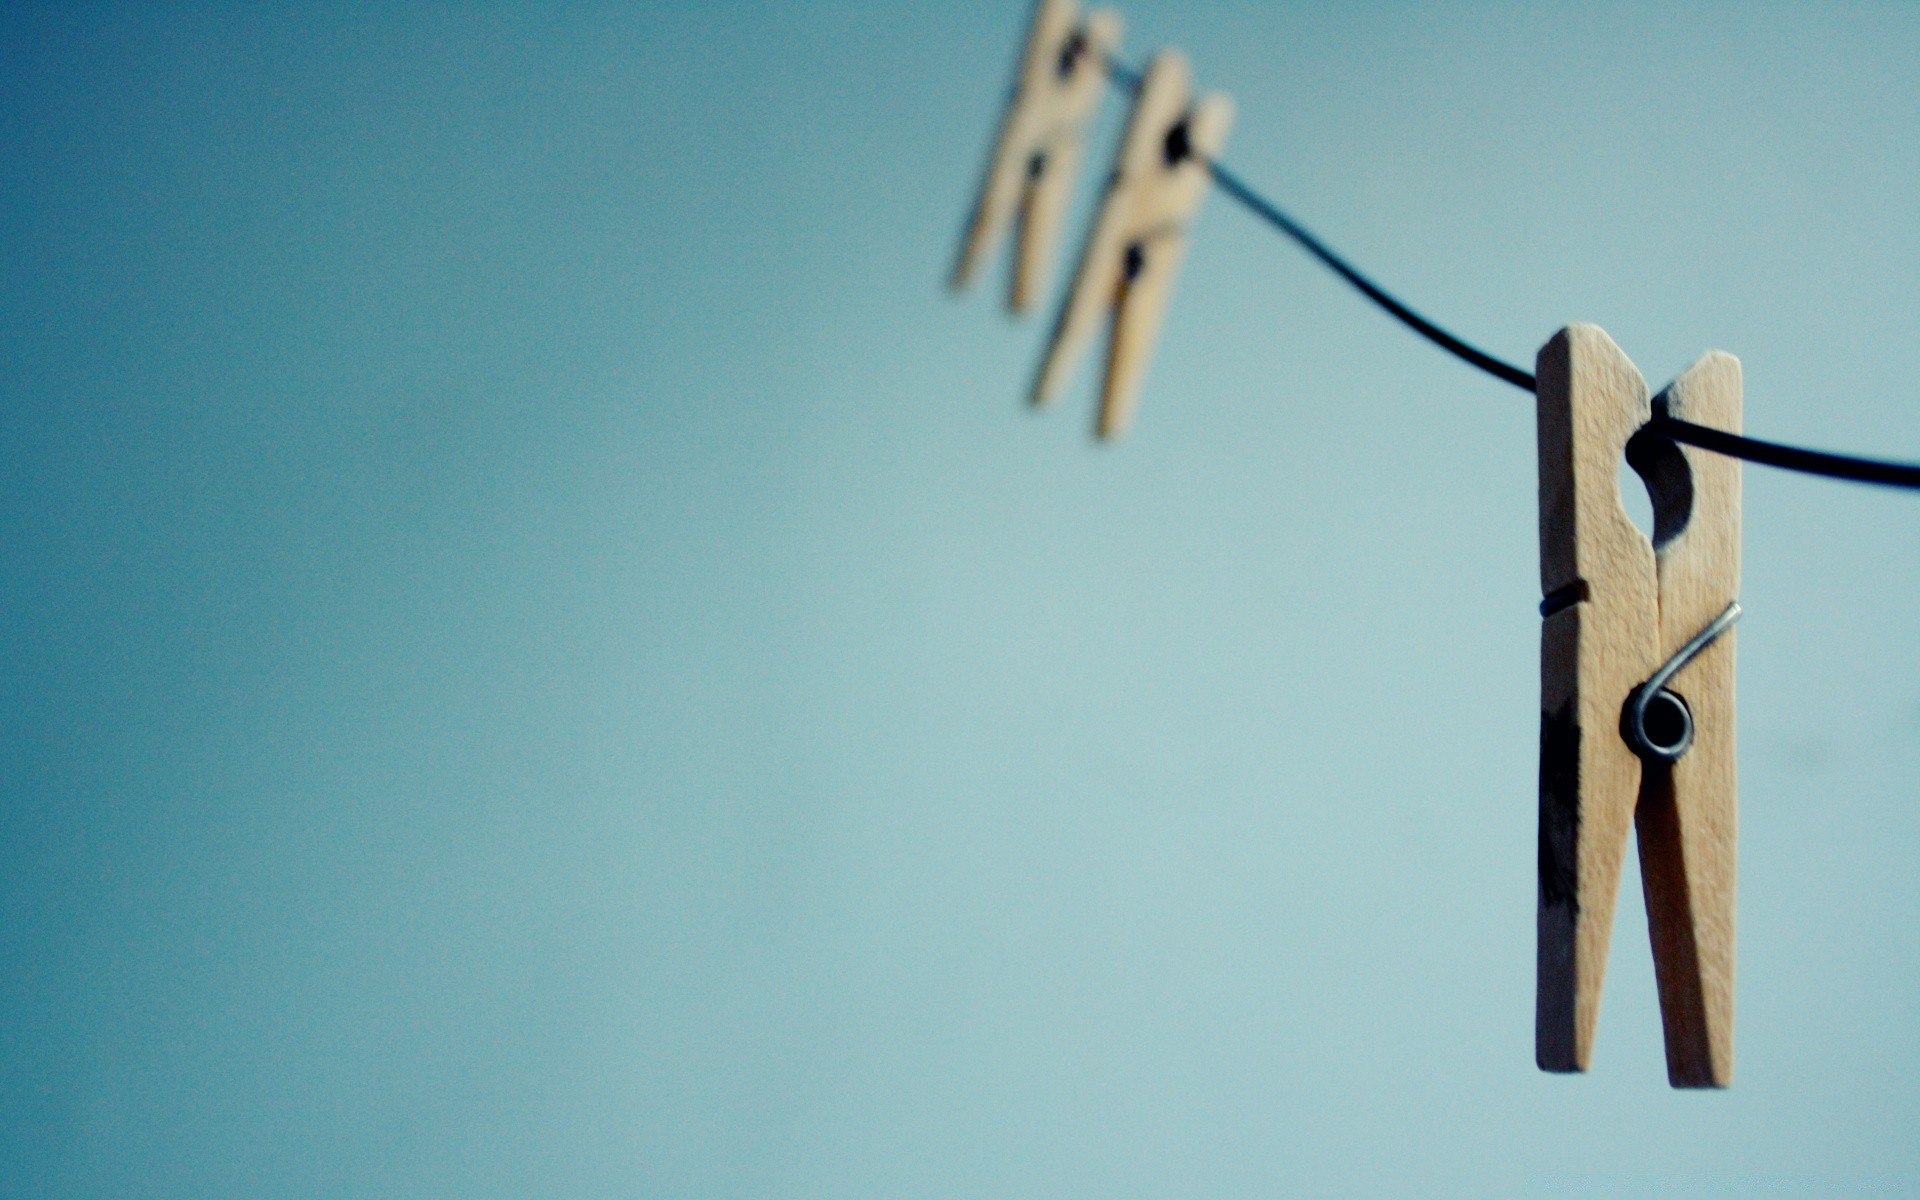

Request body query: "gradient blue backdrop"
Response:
[4, 2, 1918, 1196]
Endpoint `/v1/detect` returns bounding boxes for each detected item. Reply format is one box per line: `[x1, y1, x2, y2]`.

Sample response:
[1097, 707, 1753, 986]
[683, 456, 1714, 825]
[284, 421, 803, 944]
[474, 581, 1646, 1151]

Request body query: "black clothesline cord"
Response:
[1102, 56, 1920, 491]
[1211, 159, 1920, 491]
[1649, 417, 1920, 489]
[1205, 161, 1540, 393]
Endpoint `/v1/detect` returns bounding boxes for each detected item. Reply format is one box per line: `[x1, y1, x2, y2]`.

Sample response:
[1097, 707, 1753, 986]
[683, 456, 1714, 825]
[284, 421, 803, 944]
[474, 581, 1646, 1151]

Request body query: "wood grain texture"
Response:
[1030, 51, 1232, 439]
[1534, 325, 1741, 1088]
[950, 0, 1121, 313]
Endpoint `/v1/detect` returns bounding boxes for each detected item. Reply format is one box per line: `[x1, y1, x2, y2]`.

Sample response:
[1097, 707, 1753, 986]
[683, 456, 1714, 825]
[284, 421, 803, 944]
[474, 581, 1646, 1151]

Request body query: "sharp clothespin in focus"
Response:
[951, 0, 1123, 313]
[1031, 51, 1232, 439]
[1534, 324, 1743, 1088]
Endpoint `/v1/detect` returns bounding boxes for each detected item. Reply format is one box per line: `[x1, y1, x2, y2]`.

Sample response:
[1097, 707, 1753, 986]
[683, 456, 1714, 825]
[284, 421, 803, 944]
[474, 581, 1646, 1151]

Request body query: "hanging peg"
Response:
[951, 0, 1123, 313]
[1031, 51, 1232, 439]
[1535, 324, 1742, 1088]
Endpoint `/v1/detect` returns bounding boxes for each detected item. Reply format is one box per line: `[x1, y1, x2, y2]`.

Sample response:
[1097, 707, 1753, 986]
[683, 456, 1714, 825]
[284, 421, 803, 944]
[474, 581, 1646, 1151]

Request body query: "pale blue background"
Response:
[3, 2, 1918, 1196]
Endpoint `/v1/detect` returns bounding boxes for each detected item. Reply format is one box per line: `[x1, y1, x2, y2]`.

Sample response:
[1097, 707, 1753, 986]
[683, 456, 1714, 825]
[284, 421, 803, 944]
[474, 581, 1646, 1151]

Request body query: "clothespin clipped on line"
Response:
[1032, 51, 1232, 440]
[1535, 325, 1742, 1089]
[951, 0, 1122, 312]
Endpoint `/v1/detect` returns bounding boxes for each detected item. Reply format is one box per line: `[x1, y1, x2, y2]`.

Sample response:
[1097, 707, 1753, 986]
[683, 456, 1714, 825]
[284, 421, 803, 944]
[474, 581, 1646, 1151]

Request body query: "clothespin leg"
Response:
[951, 107, 1037, 294]
[1534, 325, 1659, 1074]
[1011, 136, 1081, 313]
[1096, 231, 1187, 439]
[1031, 198, 1128, 407]
[1635, 352, 1742, 1088]
[1092, 89, 1230, 439]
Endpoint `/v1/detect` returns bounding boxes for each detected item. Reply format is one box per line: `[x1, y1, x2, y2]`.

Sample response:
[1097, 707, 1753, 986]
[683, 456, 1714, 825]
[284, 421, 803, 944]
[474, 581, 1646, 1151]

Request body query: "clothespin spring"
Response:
[1622, 601, 1743, 764]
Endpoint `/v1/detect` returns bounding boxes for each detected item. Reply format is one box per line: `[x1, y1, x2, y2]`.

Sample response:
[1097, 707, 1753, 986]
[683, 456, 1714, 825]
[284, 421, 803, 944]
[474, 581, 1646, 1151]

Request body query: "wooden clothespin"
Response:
[951, 0, 1122, 313]
[1534, 324, 1743, 1088]
[1031, 51, 1232, 439]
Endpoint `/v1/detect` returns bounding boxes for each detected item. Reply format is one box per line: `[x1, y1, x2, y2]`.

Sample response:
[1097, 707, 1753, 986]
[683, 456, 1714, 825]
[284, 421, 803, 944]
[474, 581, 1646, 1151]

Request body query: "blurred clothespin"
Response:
[951, 0, 1123, 312]
[1031, 51, 1231, 439]
[1534, 324, 1743, 1088]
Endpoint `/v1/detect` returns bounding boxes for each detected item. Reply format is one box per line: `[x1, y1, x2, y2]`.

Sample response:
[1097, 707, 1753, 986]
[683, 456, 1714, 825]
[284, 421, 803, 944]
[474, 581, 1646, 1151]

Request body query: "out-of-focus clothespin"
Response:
[951, 0, 1123, 312]
[1030, 50, 1231, 439]
[1534, 324, 1743, 1088]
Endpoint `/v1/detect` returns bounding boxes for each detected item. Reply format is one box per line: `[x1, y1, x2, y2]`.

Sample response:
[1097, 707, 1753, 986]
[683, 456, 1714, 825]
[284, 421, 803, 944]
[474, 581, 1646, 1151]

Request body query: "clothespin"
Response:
[1031, 51, 1232, 439]
[951, 0, 1122, 313]
[1534, 324, 1743, 1088]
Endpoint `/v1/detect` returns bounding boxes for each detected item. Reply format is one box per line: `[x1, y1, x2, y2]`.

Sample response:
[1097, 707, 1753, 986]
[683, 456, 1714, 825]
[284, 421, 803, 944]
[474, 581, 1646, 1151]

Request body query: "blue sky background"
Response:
[3, 2, 1918, 1196]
